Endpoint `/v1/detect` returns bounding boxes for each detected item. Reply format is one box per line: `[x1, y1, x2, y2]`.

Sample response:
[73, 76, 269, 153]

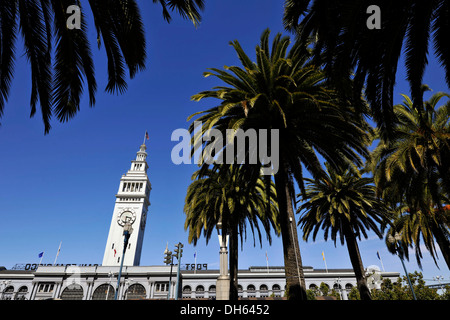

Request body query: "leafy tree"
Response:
[0, 0, 204, 133]
[306, 282, 340, 300]
[283, 0, 450, 140]
[305, 289, 316, 300]
[297, 163, 391, 300]
[319, 282, 330, 296]
[188, 28, 370, 299]
[347, 286, 360, 300]
[440, 285, 450, 300]
[184, 164, 279, 300]
[371, 272, 442, 300]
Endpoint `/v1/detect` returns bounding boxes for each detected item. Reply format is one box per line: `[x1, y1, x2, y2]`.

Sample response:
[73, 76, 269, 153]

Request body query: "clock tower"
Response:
[102, 143, 151, 266]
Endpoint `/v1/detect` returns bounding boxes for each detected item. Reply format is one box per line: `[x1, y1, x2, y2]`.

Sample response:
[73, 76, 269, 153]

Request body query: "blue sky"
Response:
[0, 0, 449, 286]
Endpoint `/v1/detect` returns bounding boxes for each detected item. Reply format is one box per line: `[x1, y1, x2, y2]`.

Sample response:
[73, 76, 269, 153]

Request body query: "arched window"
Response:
[260, 284, 268, 292]
[125, 283, 146, 300]
[60, 284, 84, 300]
[1, 286, 14, 300]
[309, 284, 317, 290]
[92, 284, 115, 300]
[196, 285, 205, 292]
[208, 285, 216, 293]
[182, 285, 192, 294]
[345, 283, 353, 290]
[238, 285, 243, 292]
[333, 283, 342, 290]
[15, 286, 28, 300]
[195, 285, 205, 298]
[272, 284, 281, 291]
[247, 285, 255, 292]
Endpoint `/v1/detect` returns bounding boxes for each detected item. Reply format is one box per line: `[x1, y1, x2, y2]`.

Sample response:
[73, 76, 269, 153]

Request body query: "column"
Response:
[53, 281, 63, 299]
[216, 234, 230, 300]
[150, 282, 155, 299]
[30, 281, 38, 300]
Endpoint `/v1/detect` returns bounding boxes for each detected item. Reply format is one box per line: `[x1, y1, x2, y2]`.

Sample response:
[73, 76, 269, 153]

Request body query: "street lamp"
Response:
[114, 222, 133, 300]
[164, 243, 174, 299]
[106, 271, 113, 300]
[433, 275, 444, 292]
[335, 277, 344, 300]
[174, 242, 183, 300]
[125, 279, 133, 300]
[388, 232, 417, 300]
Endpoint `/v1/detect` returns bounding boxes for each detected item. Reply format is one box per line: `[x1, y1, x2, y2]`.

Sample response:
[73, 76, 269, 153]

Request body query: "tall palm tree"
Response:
[297, 163, 391, 300]
[188, 29, 371, 299]
[184, 164, 279, 300]
[369, 87, 450, 269]
[283, 0, 450, 140]
[384, 202, 450, 270]
[0, 0, 204, 133]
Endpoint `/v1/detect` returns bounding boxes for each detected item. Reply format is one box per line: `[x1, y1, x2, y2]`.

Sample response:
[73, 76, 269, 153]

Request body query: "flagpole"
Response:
[38, 252, 44, 267]
[194, 251, 197, 274]
[54, 241, 62, 265]
[143, 131, 149, 145]
[266, 251, 269, 273]
[377, 251, 385, 272]
[322, 251, 328, 273]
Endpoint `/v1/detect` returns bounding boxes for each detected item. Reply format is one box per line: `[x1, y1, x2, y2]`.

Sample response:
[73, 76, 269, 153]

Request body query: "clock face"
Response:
[117, 210, 136, 226]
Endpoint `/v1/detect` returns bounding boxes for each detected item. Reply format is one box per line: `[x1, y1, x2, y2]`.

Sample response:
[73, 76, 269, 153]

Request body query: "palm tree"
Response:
[384, 202, 450, 270]
[297, 163, 391, 300]
[369, 87, 450, 269]
[283, 0, 450, 140]
[184, 164, 279, 300]
[188, 29, 371, 299]
[0, 0, 204, 133]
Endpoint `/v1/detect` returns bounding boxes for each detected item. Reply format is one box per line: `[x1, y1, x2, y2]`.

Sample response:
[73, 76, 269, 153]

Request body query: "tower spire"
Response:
[102, 140, 152, 267]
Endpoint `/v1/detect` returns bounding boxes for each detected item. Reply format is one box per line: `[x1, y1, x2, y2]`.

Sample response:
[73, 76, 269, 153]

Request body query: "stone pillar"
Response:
[216, 233, 230, 300]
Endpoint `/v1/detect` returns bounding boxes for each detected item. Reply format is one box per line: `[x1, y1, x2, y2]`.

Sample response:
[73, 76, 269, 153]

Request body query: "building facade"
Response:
[0, 265, 399, 300]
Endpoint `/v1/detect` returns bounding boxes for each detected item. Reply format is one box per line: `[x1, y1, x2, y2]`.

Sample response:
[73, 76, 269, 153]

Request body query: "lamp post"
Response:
[114, 222, 133, 300]
[433, 275, 444, 293]
[335, 277, 344, 300]
[164, 243, 174, 299]
[125, 279, 133, 300]
[106, 271, 113, 300]
[174, 242, 183, 300]
[388, 232, 417, 300]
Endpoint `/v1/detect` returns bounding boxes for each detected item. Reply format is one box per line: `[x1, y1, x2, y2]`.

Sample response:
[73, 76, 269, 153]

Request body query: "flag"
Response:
[145, 131, 149, 140]
[377, 251, 381, 260]
[194, 252, 196, 259]
[265, 251, 268, 262]
[322, 251, 325, 261]
[114, 249, 117, 257]
[38, 252, 44, 258]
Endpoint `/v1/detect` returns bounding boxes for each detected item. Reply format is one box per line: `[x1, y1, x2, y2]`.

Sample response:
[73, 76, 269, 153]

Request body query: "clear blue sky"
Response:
[0, 0, 449, 285]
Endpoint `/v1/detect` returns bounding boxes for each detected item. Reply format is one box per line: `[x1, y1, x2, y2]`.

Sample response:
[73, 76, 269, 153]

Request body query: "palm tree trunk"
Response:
[274, 166, 307, 300]
[430, 221, 450, 270]
[343, 224, 372, 300]
[229, 225, 239, 300]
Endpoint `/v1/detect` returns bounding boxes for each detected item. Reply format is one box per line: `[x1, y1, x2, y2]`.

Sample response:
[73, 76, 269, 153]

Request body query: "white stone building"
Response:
[0, 264, 399, 300]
